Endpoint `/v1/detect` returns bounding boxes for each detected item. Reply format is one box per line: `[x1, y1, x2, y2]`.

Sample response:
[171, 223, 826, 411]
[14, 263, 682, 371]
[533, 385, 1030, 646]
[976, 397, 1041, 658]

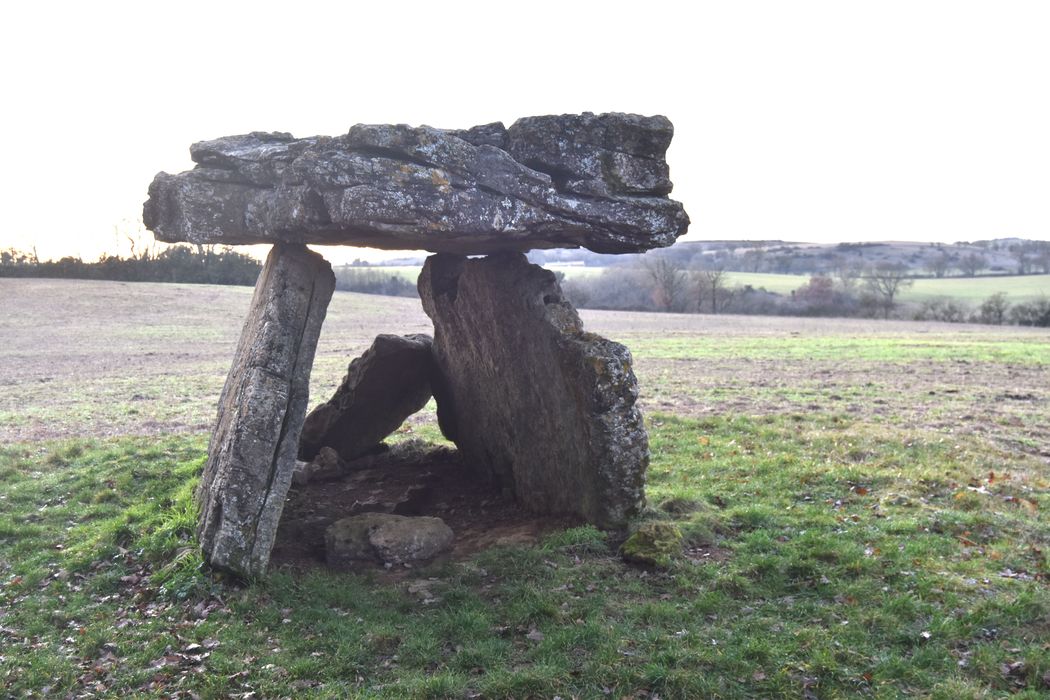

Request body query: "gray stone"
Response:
[143, 113, 689, 255]
[418, 252, 648, 527]
[196, 243, 334, 577]
[298, 334, 434, 461]
[325, 514, 454, 568]
[505, 113, 674, 197]
[291, 446, 343, 485]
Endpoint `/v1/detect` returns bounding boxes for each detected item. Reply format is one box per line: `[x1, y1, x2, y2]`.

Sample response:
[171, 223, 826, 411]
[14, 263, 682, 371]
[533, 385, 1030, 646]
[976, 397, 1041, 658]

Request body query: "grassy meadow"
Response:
[2, 278, 1049, 698]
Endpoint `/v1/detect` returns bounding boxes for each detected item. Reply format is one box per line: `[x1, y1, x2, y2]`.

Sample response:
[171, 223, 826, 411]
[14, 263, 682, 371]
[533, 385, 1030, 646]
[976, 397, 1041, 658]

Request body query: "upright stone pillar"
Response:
[197, 243, 335, 577]
[418, 252, 649, 528]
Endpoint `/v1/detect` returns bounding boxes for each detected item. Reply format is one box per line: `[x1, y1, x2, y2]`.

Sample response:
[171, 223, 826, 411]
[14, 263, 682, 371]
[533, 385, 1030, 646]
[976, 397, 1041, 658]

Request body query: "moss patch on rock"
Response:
[619, 521, 683, 568]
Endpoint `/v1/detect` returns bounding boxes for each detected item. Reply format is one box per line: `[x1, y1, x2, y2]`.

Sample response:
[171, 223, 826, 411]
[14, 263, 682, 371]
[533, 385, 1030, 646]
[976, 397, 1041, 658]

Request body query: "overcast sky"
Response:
[2, 0, 1048, 263]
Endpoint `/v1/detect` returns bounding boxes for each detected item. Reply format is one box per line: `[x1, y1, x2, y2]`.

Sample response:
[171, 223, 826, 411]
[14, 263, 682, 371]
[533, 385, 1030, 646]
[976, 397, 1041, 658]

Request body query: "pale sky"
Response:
[2, 0, 1048, 263]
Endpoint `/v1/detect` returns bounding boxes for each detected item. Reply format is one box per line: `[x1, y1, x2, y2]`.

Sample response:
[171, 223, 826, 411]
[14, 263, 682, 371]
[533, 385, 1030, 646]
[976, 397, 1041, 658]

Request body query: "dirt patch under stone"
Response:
[270, 441, 583, 573]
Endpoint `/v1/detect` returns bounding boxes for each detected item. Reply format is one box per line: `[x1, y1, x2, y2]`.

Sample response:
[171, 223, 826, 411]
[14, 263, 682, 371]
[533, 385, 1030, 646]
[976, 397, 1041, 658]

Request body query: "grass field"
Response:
[2, 278, 1049, 698]
[349, 266, 1050, 304]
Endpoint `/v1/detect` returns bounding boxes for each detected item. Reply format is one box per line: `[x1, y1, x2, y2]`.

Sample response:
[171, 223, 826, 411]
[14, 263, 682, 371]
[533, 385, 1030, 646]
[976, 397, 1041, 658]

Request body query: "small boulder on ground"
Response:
[325, 513, 454, 568]
[292, 446, 344, 485]
[619, 522, 683, 568]
[299, 334, 434, 461]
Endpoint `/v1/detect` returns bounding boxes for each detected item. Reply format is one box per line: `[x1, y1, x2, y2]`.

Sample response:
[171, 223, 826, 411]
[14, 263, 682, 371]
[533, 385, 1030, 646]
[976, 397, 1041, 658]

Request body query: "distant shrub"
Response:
[974, 292, 1010, 325]
[790, 276, 860, 317]
[1009, 295, 1050, 327]
[0, 245, 260, 285]
[912, 298, 970, 323]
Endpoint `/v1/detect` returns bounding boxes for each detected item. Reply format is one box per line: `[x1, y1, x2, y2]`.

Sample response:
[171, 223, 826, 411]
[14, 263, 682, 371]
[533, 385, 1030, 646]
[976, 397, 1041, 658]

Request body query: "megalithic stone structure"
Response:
[144, 112, 690, 577]
[196, 243, 334, 576]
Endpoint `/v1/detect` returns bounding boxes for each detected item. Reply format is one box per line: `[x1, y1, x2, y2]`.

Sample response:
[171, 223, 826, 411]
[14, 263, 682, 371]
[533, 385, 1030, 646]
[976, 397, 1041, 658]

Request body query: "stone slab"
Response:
[143, 113, 689, 255]
[418, 252, 648, 527]
[196, 243, 335, 577]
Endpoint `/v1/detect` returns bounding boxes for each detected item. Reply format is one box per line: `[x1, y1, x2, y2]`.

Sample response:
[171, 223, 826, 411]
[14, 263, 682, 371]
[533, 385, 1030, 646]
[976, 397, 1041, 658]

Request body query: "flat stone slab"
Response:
[298, 333, 434, 461]
[418, 252, 649, 527]
[325, 513, 454, 568]
[143, 113, 689, 255]
[196, 243, 334, 577]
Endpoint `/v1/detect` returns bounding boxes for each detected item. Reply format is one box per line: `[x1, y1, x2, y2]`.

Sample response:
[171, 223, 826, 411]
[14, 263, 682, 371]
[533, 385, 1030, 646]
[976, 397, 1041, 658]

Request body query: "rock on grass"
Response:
[620, 521, 683, 568]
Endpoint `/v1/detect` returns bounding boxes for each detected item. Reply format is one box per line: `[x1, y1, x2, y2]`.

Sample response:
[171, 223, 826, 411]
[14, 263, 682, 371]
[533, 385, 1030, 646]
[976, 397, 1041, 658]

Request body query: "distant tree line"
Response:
[1, 246, 261, 286]
[560, 256, 1050, 327]
[7, 243, 1046, 326]
[1, 247, 428, 299]
[530, 239, 1050, 278]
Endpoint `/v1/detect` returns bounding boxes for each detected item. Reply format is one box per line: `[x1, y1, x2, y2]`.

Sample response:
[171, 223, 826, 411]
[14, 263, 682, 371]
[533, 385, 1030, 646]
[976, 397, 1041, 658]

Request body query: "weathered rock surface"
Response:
[291, 446, 343, 486]
[197, 243, 334, 577]
[620, 521, 683, 568]
[143, 113, 689, 255]
[418, 252, 648, 527]
[325, 514, 454, 568]
[298, 334, 434, 461]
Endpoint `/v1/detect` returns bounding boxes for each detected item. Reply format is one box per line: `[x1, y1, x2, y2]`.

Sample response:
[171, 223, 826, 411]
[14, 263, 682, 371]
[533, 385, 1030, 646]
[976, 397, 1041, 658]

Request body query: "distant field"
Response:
[351, 265, 1049, 303]
[3, 279, 1048, 453]
[691, 272, 1050, 303]
[907, 274, 1050, 301]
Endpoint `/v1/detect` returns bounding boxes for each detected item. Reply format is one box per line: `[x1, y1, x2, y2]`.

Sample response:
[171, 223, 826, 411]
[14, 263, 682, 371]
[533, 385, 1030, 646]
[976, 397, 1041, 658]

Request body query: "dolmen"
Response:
[143, 113, 690, 577]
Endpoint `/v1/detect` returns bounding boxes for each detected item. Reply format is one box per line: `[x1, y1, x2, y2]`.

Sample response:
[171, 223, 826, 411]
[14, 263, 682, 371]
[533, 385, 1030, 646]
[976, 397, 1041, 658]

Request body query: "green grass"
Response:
[726, 273, 1050, 303]
[3, 414, 1048, 698]
[628, 332, 1050, 364]
[908, 275, 1050, 303]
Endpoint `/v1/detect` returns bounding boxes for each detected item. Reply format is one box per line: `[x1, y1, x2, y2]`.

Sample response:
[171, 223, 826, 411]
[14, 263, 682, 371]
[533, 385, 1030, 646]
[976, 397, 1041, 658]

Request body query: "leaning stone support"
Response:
[418, 252, 649, 527]
[197, 243, 335, 577]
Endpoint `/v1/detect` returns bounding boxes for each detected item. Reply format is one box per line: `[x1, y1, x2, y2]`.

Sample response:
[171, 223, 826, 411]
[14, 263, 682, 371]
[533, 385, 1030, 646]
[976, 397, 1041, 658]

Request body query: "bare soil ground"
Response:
[272, 442, 581, 572]
[2, 278, 1048, 462]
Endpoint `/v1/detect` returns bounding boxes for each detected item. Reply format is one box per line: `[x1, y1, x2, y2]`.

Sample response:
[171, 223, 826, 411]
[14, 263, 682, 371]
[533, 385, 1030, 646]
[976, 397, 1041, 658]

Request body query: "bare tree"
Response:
[958, 253, 987, 277]
[741, 248, 766, 272]
[1012, 250, 1032, 275]
[643, 256, 687, 312]
[1012, 241, 1050, 274]
[926, 252, 952, 278]
[834, 259, 864, 293]
[865, 263, 913, 319]
[1037, 246, 1050, 274]
[695, 268, 734, 314]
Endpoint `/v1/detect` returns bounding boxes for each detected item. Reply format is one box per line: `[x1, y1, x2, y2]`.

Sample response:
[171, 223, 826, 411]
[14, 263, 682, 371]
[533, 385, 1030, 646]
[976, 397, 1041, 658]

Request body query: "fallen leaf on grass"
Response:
[1002, 660, 1027, 686]
[149, 654, 182, 669]
[1003, 496, 1038, 513]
